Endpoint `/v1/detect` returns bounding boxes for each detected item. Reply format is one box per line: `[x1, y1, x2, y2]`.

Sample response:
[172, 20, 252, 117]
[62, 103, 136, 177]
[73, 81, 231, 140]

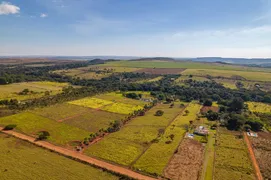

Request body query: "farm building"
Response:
[194, 126, 209, 136]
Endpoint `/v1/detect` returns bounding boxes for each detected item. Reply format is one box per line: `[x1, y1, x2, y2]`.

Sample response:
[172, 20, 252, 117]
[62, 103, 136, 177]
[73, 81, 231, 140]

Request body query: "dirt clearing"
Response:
[250, 132, 271, 180]
[135, 68, 186, 74]
[164, 139, 204, 180]
[200, 106, 219, 113]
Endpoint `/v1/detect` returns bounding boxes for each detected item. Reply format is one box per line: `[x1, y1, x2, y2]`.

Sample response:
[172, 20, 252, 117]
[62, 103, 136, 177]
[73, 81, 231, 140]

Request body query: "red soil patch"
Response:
[249, 132, 271, 180]
[135, 68, 186, 74]
[164, 139, 204, 180]
[200, 106, 219, 113]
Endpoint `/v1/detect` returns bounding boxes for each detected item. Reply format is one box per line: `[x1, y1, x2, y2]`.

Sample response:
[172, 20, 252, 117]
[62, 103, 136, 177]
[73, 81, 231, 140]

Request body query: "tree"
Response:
[228, 98, 244, 112]
[203, 99, 212, 106]
[37, 131, 50, 140]
[226, 114, 246, 130]
[155, 110, 164, 116]
[206, 111, 219, 121]
[245, 119, 264, 131]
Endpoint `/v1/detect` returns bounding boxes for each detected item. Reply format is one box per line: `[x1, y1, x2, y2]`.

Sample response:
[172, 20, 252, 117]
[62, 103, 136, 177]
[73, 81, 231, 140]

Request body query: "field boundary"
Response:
[0, 127, 157, 180]
[243, 132, 263, 180]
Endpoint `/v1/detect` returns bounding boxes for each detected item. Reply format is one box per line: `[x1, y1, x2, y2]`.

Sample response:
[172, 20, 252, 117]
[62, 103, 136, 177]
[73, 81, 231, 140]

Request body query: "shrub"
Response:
[3, 124, 17, 130]
[37, 131, 50, 140]
[155, 110, 164, 116]
[203, 99, 213, 106]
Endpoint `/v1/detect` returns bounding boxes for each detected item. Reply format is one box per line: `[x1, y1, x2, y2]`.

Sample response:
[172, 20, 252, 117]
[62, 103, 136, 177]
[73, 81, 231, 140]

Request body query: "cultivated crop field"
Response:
[134, 102, 202, 175]
[0, 112, 90, 146]
[214, 128, 255, 180]
[85, 103, 186, 166]
[247, 102, 271, 113]
[0, 81, 70, 101]
[0, 133, 118, 180]
[101, 102, 143, 115]
[250, 132, 271, 179]
[68, 97, 113, 109]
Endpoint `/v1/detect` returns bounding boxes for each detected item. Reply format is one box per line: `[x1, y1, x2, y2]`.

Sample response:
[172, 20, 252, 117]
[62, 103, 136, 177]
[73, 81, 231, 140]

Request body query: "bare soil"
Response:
[164, 139, 204, 180]
[250, 132, 271, 180]
[200, 106, 219, 113]
[135, 68, 186, 74]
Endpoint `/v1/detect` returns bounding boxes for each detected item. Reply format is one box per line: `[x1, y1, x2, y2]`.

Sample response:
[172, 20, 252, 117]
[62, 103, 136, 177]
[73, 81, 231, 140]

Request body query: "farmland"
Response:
[85, 103, 186, 166]
[0, 133, 118, 180]
[214, 128, 255, 180]
[0, 112, 90, 146]
[97, 60, 271, 72]
[0, 81, 70, 101]
[68, 97, 113, 109]
[247, 102, 271, 113]
[133, 102, 202, 175]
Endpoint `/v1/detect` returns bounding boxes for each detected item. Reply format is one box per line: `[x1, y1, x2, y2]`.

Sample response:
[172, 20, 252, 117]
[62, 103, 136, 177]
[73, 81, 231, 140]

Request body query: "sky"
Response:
[0, 0, 271, 58]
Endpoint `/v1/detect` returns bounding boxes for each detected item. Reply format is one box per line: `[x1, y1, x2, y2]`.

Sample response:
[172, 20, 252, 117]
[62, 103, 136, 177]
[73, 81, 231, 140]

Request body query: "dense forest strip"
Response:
[0, 127, 156, 180]
[243, 132, 263, 180]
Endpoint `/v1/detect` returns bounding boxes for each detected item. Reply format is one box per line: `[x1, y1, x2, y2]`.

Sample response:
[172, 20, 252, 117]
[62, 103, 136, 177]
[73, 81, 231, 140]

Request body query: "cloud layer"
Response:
[40, 13, 48, 18]
[0, 1, 20, 15]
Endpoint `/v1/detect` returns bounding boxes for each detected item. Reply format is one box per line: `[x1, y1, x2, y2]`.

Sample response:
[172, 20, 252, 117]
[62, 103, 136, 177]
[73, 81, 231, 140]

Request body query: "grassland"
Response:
[85, 103, 185, 166]
[247, 102, 271, 113]
[214, 128, 255, 180]
[133, 102, 202, 175]
[0, 81, 70, 101]
[97, 60, 271, 72]
[101, 103, 143, 115]
[0, 112, 90, 146]
[0, 133, 118, 180]
[213, 79, 237, 89]
[136, 76, 163, 83]
[182, 69, 271, 82]
[175, 75, 210, 83]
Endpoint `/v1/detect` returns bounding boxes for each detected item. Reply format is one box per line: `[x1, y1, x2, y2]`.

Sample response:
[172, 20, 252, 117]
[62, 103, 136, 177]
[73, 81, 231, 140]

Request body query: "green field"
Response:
[247, 102, 271, 113]
[85, 103, 185, 166]
[0, 112, 90, 146]
[68, 97, 113, 109]
[137, 76, 163, 83]
[133, 102, 202, 175]
[0, 81, 70, 101]
[0, 133, 118, 180]
[182, 69, 271, 82]
[175, 75, 210, 83]
[214, 128, 255, 180]
[101, 102, 143, 115]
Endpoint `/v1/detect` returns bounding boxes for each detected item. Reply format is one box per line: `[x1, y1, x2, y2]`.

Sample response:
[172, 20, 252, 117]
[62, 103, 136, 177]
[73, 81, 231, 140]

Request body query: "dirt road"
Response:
[243, 132, 263, 180]
[0, 128, 156, 180]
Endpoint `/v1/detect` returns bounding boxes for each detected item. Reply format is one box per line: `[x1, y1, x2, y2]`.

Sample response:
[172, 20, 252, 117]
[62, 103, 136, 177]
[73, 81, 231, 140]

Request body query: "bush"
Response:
[3, 124, 17, 130]
[155, 110, 164, 116]
[37, 131, 50, 140]
[203, 99, 213, 106]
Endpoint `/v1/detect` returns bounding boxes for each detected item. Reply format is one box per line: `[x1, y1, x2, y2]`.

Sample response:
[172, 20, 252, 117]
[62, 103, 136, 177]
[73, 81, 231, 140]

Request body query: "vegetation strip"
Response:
[0, 127, 156, 180]
[243, 132, 263, 180]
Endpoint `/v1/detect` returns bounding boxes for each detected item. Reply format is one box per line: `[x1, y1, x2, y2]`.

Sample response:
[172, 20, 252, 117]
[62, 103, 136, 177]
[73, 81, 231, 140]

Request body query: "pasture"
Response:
[0, 81, 70, 101]
[85, 103, 185, 166]
[247, 102, 271, 113]
[213, 79, 237, 89]
[214, 128, 255, 180]
[0, 133, 118, 180]
[68, 97, 113, 109]
[133, 103, 202, 175]
[182, 69, 271, 82]
[101, 102, 143, 115]
[0, 112, 90, 146]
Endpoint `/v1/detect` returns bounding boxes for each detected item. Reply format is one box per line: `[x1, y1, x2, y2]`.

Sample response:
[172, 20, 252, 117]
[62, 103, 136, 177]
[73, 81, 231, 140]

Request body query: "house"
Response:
[194, 126, 209, 136]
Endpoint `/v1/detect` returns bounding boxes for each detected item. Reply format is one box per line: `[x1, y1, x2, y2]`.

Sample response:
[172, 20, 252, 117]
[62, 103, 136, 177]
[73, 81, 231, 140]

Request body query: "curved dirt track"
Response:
[0, 128, 156, 180]
[243, 132, 263, 180]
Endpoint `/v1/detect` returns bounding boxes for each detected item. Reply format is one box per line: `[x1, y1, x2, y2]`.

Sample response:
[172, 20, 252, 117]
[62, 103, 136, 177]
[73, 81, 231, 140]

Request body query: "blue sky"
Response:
[0, 0, 271, 57]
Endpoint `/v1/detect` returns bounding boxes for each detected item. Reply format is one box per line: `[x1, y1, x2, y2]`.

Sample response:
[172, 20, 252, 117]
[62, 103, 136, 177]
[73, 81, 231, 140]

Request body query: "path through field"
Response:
[0, 128, 156, 180]
[243, 132, 263, 180]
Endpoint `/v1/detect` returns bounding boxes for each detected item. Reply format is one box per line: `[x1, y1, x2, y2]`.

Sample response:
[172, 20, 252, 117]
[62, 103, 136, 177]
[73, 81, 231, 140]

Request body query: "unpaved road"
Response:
[243, 132, 263, 180]
[0, 128, 156, 180]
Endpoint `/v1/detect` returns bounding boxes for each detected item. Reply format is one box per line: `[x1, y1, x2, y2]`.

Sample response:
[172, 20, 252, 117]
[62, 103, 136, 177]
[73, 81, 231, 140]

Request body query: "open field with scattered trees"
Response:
[247, 102, 271, 113]
[0, 133, 119, 180]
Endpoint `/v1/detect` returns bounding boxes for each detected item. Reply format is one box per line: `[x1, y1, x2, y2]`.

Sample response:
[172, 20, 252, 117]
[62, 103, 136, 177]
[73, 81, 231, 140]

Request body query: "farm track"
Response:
[0, 128, 157, 180]
[243, 132, 263, 180]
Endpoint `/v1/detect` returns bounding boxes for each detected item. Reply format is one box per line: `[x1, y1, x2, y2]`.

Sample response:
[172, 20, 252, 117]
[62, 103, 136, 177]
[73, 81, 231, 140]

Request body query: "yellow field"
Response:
[68, 97, 113, 109]
[182, 69, 271, 82]
[0, 81, 70, 101]
[247, 102, 271, 113]
[101, 102, 143, 115]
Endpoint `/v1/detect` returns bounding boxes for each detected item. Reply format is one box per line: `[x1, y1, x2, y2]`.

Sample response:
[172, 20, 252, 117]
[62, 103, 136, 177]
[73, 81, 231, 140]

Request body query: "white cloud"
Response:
[0, 1, 20, 15]
[40, 13, 48, 18]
